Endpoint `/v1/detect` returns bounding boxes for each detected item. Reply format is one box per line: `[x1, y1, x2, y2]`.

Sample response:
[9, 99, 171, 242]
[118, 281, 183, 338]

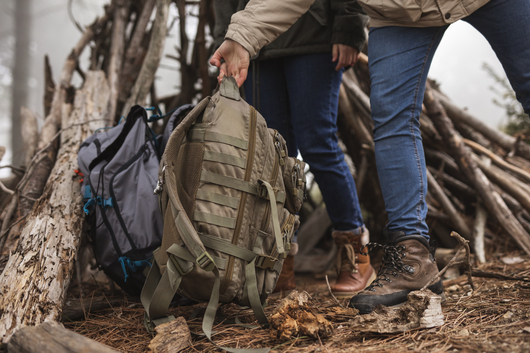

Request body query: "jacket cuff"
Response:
[332, 14, 368, 52]
[226, 24, 259, 58]
[331, 31, 366, 52]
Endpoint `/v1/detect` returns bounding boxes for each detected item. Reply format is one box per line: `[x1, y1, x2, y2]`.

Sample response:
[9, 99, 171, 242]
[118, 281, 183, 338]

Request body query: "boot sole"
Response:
[331, 270, 378, 299]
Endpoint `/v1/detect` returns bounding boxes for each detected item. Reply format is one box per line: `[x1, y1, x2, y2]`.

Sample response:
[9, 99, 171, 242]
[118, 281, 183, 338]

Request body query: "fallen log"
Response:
[0, 72, 109, 343]
[7, 321, 118, 353]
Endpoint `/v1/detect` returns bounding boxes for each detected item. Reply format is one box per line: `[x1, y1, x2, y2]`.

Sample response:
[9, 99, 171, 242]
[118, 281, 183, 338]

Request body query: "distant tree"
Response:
[11, 0, 32, 166]
[483, 63, 530, 139]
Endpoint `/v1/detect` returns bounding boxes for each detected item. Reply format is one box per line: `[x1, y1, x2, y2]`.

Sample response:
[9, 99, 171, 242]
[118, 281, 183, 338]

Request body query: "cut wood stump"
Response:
[7, 321, 118, 353]
[349, 290, 444, 333]
[148, 316, 191, 353]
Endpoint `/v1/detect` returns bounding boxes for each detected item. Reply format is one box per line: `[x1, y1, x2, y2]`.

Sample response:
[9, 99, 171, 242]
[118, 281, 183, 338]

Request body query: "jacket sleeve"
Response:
[225, 0, 316, 58]
[213, 0, 240, 52]
[330, 0, 369, 52]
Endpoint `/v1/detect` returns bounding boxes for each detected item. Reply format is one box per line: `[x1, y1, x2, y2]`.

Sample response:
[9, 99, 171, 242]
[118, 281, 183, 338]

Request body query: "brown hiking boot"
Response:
[272, 243, 298, 294]
[330, 229, 376, 298]
[348, 233, 444, 314]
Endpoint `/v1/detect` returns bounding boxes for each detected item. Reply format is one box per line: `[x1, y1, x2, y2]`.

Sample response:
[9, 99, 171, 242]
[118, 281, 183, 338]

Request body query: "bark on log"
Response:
[473, 203, 487, 264]
[338, 84, 373, 150]
[472, 154, 530, 214]
[148, 317, 191, 353]
[464, 138, 530, 184]
[426, 169, 472, 240]
[424, 85, 530, 255]
[7, 321, 119, 353]
[44, 55, 56, 118]
[122, 0, 171, 116]
[0, 72, 109, 343]
[434, 89, 530, 161]
[62, 296, 122, 321]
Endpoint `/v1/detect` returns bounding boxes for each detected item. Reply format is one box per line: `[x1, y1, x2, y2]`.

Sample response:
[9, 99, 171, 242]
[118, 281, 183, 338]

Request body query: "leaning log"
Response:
[424, 84, 530, 255]
[7, 321, 118, 353]
[0, 72, 109, 342]
[122, 0, 171, 116]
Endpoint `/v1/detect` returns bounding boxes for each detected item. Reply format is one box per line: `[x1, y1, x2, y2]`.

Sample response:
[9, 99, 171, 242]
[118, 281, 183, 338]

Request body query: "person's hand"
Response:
[210, 39, 250, 87]
[332, 44, 359, 71]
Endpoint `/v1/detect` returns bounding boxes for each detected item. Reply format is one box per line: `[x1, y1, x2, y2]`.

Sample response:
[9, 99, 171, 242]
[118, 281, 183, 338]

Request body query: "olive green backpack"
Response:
[141, 77, 305, 350]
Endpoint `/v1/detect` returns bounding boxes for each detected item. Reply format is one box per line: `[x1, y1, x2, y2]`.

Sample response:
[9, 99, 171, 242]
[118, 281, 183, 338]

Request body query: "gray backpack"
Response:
[78, 105, 188, 296]
[141, 77, 306, 347]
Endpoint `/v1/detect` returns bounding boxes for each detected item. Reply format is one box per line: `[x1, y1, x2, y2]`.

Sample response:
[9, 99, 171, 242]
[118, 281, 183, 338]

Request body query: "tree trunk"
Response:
[11, 0, 32, 166]
[0, 72, 109, 343]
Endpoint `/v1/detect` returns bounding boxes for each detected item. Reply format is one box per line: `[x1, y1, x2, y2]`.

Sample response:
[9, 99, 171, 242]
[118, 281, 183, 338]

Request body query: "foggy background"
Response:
[0, 0, 510, 177]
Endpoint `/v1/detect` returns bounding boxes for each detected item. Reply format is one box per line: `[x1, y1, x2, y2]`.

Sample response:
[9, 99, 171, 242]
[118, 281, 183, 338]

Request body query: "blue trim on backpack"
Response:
[119, 256, 152, 282]
[83, 196, 114, 215]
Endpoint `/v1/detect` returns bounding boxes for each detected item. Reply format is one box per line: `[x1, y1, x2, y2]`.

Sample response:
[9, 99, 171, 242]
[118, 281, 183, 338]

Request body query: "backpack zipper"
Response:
[221, 106, 257, 294]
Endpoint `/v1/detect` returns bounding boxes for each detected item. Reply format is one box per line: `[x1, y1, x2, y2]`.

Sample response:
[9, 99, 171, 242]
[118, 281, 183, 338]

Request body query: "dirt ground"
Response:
[63, 250, 530, 353]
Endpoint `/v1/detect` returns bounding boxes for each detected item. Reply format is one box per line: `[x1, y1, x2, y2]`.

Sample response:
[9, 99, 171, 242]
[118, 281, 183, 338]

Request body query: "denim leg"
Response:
[463, 0, 530, 114]
[244, 60, 298, 155]
[369, 26, 447, 238]
[282, 53, 364, 231]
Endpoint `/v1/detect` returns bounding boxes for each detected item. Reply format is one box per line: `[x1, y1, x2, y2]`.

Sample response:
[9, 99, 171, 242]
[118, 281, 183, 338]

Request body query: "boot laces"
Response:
[361, 242, 414, 291]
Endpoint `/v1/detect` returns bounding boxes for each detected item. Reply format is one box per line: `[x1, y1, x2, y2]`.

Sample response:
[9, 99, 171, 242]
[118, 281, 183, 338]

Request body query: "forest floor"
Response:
[64, 249, 530, 353]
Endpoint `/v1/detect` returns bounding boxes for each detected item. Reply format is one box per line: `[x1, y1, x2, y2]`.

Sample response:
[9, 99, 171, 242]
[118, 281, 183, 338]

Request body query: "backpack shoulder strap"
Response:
[160, 96, 215, 266]
[88, 105, 147, 170]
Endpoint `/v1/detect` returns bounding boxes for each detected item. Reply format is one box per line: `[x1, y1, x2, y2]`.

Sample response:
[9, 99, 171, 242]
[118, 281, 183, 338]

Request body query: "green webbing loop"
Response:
[201, 170, 259, 195]
[258, 180, 285, 256]
[199, 233, 256, 262]
[245, 258, 269, 326]
[194, 210, 237, 229]
[167, 243, 227, 270]
[196, 189, 240, 209]
[202, 268, 270, 353]
[141, 259, 183, 328]
[204, 150, 247, 169]
[187, 129, 248, 150]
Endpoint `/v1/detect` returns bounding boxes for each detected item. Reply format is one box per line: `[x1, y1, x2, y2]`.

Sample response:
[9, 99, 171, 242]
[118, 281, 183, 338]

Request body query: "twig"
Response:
[452, 231, 475, 290]
[471, 270, 530, 282]
[421, 246, 465, 291]
[422, 232, 475, 291]
[325, 275, 345, 309]
[0, 165, 26, 173]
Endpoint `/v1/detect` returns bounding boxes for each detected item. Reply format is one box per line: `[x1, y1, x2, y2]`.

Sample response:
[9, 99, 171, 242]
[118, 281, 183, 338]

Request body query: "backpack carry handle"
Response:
[219, 76, 241, 101]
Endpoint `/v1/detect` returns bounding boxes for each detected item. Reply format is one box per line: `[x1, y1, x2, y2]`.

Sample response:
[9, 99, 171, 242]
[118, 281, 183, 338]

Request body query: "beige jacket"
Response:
[225, 0, 491, 57]
[358, 0, 491, 28]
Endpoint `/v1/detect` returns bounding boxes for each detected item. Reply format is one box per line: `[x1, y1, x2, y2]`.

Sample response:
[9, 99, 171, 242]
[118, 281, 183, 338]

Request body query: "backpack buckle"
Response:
[255, 254, 277, 270]
[169, 255, 193, 276]
[196, 251, 216, 272]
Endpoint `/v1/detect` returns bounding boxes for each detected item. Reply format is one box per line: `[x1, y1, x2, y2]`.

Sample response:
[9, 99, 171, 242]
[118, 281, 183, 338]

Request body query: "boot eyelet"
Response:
[408, 268, 415, 274]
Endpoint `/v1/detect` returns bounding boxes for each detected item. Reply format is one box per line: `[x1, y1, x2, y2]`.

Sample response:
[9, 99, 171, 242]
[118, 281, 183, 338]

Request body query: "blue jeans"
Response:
[368, 0, 530, 238]
[244, 53, 364, 231]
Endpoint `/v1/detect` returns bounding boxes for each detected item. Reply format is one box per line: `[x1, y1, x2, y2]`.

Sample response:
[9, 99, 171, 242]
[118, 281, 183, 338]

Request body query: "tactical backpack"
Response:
[141, 77, 306, 345]
[77, 105, 192, 296]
